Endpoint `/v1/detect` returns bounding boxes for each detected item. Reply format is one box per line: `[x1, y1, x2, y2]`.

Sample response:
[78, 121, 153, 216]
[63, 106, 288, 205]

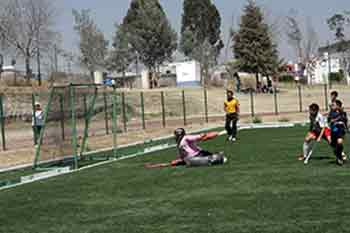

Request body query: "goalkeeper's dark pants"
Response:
[184, 151, 225, 167]
[225, 113, 238, 138]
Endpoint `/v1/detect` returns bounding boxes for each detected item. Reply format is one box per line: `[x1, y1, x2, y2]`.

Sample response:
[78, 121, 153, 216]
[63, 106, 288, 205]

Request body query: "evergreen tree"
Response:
[180, 0, 223, 85]
[232, 0, 281, 83]
[180, 0, 223, 60]
[122, 0, 177, 74]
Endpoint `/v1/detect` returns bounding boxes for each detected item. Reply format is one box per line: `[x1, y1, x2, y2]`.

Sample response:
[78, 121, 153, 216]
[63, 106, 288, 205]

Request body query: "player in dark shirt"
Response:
[328, 100, 348, 165]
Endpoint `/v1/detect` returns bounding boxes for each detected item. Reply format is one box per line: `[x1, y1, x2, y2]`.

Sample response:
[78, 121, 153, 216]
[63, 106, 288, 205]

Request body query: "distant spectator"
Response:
[257, 81, 262, 93]
[261, 84, 267, 93]
[267, 78, 273, 94]
[234, 72, 241, 93]
[294, 76, 300, 84]
[32, 102, 44, 145]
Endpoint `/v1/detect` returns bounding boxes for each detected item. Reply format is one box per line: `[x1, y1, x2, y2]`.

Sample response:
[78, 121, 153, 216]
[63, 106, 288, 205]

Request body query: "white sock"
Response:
[303, 142, 310, 157]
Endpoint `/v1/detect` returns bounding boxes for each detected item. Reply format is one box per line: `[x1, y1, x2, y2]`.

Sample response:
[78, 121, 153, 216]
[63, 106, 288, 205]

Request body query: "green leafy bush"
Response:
[278, 75, 295, 83]
[252, 116, 262, 124]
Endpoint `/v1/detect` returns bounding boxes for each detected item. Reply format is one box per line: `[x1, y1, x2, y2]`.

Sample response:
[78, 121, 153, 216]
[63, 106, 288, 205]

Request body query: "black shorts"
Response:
[331, 126, 346, 146]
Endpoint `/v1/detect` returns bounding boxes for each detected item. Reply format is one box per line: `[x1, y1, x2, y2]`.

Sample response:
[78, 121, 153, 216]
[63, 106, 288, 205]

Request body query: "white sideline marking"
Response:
[0, 122, 302, 191]
[144, 144, 171, 153]
[21, 167, 71, 183]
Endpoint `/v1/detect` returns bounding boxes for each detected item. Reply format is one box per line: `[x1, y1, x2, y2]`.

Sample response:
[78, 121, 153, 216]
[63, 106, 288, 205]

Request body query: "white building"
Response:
[307, 55, 342, 84]
[310, 41, 350, 84]
[162, 60, 201, 87]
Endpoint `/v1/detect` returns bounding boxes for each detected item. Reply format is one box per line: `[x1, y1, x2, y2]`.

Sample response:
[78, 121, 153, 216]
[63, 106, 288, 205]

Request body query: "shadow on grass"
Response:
[312, 156, 334, 160]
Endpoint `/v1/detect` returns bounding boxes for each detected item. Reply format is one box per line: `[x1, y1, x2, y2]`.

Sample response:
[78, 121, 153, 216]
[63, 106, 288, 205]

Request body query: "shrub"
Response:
[252, 116, 262, 124]
[278, 117, 290, 122]
[278, 74, 295, 83]
[329, 72, 344, 83]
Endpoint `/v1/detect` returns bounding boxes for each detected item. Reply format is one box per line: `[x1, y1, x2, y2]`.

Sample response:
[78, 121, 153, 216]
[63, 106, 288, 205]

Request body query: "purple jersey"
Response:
[178, 135, 202, 159]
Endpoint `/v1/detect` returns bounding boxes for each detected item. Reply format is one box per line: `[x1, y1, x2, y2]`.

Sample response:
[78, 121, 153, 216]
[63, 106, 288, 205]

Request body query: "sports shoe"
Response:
[223, 157, 228, 164]
[231, 137, 237, 142]
[298, 155, 305, 161]
[342, 152, 347, 161]
[336, 158, 344, 166]
[227, 136, 232, 141]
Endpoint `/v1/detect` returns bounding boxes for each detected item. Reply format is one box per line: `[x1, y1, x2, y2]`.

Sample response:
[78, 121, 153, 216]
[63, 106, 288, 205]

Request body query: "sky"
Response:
[54, 0, 350, 66]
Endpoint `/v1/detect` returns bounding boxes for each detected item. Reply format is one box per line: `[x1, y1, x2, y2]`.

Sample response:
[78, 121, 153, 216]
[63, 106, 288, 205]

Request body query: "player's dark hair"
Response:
[331, 91, 338, 98]
[174, 128, 186, 146]
[335, 100, 343, 108]
[227, 90, 233, 95]
[309, 103, 319, 112]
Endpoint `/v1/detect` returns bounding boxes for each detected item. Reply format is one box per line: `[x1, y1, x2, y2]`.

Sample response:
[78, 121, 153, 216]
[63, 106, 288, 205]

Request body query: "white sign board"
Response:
[175, 61, 201, 86]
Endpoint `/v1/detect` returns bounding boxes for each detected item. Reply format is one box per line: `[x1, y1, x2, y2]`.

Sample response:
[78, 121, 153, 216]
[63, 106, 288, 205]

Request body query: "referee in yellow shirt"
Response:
[224, 90, 240, 142]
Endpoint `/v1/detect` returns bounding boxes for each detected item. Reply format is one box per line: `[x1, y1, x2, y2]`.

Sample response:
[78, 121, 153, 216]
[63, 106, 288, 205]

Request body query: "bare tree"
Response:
[262, 6, 283, 44]
[73, 9, 108, 78]
[285, 11, 319, 64]
[224, 13, 236, 62]
[303, 17, 319, 62]
[286, 14, 303, 62]
[0, 0, 58, 83]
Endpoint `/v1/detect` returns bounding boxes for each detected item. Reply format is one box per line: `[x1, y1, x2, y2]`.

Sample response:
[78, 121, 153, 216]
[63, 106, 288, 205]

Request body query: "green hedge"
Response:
[278, 75, 295, 83]
[330, 71, 345, 82]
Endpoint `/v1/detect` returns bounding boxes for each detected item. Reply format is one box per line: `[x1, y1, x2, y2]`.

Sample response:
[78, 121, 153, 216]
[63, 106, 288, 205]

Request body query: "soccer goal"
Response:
[32, 84, 119, 170]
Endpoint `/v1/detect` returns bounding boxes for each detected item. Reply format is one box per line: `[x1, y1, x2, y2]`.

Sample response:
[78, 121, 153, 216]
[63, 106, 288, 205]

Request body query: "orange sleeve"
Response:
[201, 132, 219, 141]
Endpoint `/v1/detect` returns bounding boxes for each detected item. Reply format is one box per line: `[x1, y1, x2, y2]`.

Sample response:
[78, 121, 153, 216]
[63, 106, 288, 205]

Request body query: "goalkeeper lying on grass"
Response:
[145, 128, 227, 168]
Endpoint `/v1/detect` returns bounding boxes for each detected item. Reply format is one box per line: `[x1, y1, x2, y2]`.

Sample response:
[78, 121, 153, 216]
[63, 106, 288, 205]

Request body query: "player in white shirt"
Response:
[299, 103, 331, 161]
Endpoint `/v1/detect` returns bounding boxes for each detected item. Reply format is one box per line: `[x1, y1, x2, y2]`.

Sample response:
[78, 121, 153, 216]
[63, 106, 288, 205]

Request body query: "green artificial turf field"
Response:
[1, 126, 350, 233]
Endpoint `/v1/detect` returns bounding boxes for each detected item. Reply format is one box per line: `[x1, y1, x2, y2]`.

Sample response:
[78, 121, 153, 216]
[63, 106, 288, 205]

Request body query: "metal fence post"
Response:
[324, 83, 329, 111]
[0, 95, 6, 151]
[69, 85, 78, 169]
[298, 85, 303, 112]
[204, 88, 209, 123]
[161, 91, 166, 128]
[80, 88, 98, 158]
[103, 92, 109, 135]
[274, 87, 278, 115]
[140, 92, 146, 130]
[83, 93, 87, 118]
[31, 93, 37, 145]
[112, 86, 118, 158]
[250, 89, 255, 117]
[182, 90, 187, 126]
[121, 92, 127, 132]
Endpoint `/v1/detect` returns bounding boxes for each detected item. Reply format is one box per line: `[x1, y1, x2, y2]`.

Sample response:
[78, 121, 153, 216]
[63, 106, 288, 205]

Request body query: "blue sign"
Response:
[103, 79, 113, 86]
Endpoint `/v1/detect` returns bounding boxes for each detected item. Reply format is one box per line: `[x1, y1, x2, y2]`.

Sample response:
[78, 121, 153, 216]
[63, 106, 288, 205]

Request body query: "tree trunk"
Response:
[255, 72, 259, 90]
[201, 63, 208, 87]
[90, 70, 94, 82]
[122, 71, 126, 89]
[37, 48, 42, 86]
[25, 49, 32, 85]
